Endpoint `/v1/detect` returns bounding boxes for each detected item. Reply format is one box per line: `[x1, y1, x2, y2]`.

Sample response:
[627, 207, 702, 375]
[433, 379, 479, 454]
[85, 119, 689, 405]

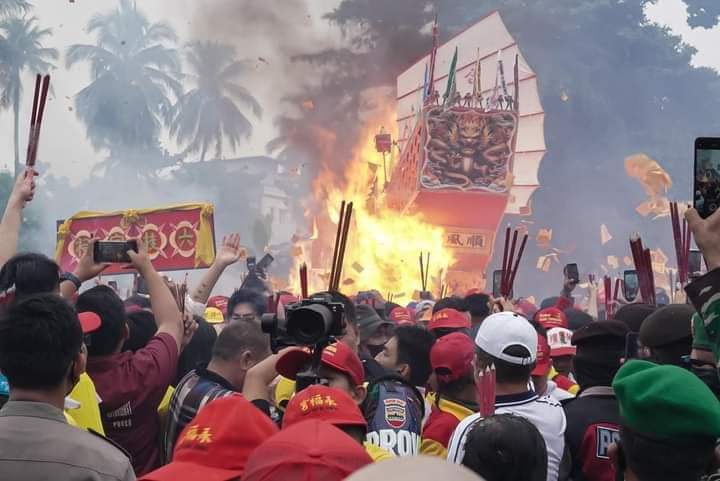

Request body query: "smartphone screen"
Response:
[564, 263, 579, 283]
[694, 138, 720, 219]
[623, 270, 639, 302]
[93, 240, 138, 263]
[688, 249, 703, 277]
[256, 253, 275, 271]
[492, 270, 502, 298]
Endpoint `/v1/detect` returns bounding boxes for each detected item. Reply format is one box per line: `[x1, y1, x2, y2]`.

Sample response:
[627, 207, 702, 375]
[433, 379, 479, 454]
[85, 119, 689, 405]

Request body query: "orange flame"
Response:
[298, 101, 455, 303]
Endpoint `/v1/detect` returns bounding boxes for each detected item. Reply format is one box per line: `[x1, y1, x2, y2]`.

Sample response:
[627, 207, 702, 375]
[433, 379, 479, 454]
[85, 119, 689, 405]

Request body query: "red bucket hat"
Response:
[139, 396, 278, 481]
[243, 419, 372, 481]
[389, 307, 415, 326]
[206, 295, 229, 316]
[283, 385, 367, 430]
[535, 307, 568, 330]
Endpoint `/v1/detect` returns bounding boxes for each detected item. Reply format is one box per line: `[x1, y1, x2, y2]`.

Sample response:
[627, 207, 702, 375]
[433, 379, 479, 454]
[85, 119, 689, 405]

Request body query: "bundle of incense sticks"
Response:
[418, 252, 430, 292]
[629, 235, 656, 305]
[500, 227, 528, 298]
[475, 364, 496, 418]
[670, 202, 692, 285]
[603, 276, 622, 319]
[299, 263, 308, 299]
[26, 74, 50, 167]
[329, 201, 353, 291]
[170, 276, 188, 314]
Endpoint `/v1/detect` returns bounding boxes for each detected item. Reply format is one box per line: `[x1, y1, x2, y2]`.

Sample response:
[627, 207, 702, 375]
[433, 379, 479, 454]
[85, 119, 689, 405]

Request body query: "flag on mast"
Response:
[472, 48, 482, 99]
[443, 46, 458, 107]
[426, 16, 439, 99]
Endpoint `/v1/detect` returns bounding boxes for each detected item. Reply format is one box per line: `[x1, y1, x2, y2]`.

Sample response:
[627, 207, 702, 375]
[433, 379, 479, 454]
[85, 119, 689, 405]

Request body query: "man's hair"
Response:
[464, 293, 491, 319]
[462, 414, 547, 481]
[123, 310, 158, 352]
[476, 346, 534, 385]
[227, 288, 267, 318]
[0, 253, 60, 299]
[0, 294, 82, 389]
[76, 285, 126, 356]
[619, 425, 716, 481]
[432, 296, 468, 314]
[124, 294, 151, 310]
[395, 325, 436, 386]
[212, 321, 270, 361]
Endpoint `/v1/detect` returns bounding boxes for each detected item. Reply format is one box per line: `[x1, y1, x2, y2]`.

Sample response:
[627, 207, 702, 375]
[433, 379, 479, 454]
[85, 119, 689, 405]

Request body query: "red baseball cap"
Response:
[430, 332, 474, 383]
[277, 341, 365, 387]
[243, 419, 372, 481]
[78, 312, 101, 334]
[429, 308, 471, 331]
[547, 327, 577, 357]
[140, 396, 278, 481]
[207, 296, 229, 316]
[532, 334, 551, 377]
[535, 307, 569, 330]
[283, 385, 367, 430]
[389, 307, 415, 325]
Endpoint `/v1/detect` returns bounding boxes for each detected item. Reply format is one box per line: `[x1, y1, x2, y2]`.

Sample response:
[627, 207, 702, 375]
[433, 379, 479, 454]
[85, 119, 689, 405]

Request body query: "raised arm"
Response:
[191, 233, 244, 304]
[0, 168, 36, 266]
[128, 243, 183, 350]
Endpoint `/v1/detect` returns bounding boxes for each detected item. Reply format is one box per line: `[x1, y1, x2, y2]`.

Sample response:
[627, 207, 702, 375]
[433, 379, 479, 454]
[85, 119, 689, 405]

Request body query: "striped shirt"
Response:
[447, 391, 566, 481]
[161, 367, 236, 464]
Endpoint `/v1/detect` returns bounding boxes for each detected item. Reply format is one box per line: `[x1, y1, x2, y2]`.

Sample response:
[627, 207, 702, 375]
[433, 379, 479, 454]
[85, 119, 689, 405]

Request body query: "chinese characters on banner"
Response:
[55, 203, 216, 275]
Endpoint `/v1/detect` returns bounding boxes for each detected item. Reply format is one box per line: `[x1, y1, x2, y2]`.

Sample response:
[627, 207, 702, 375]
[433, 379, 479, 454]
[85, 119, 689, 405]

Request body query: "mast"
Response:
[514, 54, 520, 112]
[425, 16, 439, 104]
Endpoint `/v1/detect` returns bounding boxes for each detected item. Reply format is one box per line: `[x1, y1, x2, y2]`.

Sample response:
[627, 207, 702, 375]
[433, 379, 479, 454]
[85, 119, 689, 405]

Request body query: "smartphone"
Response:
[689, 249, 703, 278]
[492, 270, 502, 298]
[108, 280, 118, 291]
[246, 256, 257, 272]
[624, 332, 641, 360]
[623, 270, 639, 302]
[564, 263, 579, 283]
[256, 253, 275, 272]
[694, 137, 720, 219]
[136, 277, 150, 296]
[93, 240, 138, 263]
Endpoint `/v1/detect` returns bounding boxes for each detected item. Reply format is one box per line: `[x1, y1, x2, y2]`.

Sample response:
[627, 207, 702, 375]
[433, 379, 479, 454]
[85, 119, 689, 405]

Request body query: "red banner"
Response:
[55, 203, 216, 275]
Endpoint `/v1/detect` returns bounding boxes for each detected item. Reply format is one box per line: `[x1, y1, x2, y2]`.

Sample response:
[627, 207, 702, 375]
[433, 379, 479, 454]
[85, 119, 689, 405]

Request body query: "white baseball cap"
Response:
[474, 311, 538, 366]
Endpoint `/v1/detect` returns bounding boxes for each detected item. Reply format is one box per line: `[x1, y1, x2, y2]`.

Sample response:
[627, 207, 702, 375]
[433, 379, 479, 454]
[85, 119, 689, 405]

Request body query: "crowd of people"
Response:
[1, 166, 720, 481]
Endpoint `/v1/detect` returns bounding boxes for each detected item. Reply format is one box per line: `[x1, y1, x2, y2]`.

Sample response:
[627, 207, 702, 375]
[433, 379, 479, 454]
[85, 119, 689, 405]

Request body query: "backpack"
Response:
[362, 374, 425, 456]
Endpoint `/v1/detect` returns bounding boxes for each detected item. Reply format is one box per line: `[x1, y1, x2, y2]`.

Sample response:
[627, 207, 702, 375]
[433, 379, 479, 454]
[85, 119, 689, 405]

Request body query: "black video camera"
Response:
[261, 294, 345, 351]
[261, 293, 346, 391]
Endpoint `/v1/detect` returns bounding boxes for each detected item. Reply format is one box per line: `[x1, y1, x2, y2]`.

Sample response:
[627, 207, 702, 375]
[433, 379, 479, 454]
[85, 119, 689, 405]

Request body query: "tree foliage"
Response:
[0, 15, 57, 173]
[66, 0, 181, 158]
[170, 41, 261, 162]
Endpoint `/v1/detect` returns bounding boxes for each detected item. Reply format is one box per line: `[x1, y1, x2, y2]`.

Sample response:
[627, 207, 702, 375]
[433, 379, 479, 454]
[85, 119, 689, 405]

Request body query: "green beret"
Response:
[613, 360, 720, 439]
[639, 304, 694, 348]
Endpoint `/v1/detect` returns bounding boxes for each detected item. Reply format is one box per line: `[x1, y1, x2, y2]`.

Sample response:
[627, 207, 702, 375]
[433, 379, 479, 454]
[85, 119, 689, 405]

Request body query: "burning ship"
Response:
[293, 11, 544, 300]
[385, 11, 546, 292]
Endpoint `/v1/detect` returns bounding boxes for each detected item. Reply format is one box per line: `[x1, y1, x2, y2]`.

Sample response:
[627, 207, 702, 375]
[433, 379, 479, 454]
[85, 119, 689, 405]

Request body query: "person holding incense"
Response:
[447, 312, 567, 481]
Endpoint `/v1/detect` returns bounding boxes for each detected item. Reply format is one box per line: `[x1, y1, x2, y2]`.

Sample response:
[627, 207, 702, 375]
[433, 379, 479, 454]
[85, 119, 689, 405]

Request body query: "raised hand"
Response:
[127, 240, 154, 276]
[216, 233, 245, 268]
[73, 239, 111, 282]
[9, 167, 38, 208]
[686, 207, 720, 271]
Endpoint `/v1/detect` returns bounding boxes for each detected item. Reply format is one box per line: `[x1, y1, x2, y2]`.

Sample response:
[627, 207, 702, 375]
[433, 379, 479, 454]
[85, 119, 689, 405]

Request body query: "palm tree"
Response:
[0, 16, 57, 173]
[170, 41, 261, 161]
[0, 0, 30, 18]
[66, 0, 181, 159]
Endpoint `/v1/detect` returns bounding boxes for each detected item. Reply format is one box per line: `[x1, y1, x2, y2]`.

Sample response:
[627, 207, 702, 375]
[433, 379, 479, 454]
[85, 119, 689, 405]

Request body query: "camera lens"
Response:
[287, 304, 334, 345]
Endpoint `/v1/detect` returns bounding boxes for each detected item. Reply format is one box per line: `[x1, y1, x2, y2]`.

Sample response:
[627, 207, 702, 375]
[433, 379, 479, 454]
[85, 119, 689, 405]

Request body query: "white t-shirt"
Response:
[446, 391, 567, 481]
[545, 380, 574, 402]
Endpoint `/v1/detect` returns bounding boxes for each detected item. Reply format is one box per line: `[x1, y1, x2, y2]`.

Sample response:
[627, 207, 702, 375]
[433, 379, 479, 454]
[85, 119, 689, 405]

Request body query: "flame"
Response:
[299, 101, 455, 303]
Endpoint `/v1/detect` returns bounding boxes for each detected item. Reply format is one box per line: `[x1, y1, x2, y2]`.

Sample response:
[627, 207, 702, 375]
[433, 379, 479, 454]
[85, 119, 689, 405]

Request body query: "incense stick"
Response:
[299, 263, 308, 299]
[328, 201, 346, 290]
[333, 202, 353, 291]
[26, 74, 50, 167]
[506, 233, 528, 297]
